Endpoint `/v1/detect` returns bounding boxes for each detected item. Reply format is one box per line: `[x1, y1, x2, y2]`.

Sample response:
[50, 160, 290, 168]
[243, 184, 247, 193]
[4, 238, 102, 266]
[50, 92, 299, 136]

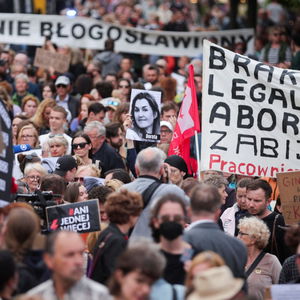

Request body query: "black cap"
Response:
[54, 155, 77, 177]
[165, 155, 188, 174]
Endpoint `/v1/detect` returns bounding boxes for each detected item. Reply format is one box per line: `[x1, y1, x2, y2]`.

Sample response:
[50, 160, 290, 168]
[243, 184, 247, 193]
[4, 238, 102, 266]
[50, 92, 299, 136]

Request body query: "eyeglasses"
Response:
[56, 84, 67, 88]
[161, 129, 172, 134]
[238, 231, 249, 236]
[27, 175, 41, 181]
[119, 85, 129, 88]
[72, 142, 88, 150]
[21, 135, 34, 139]
[157, 214, 185, 223]
[74, 177, 84, 183]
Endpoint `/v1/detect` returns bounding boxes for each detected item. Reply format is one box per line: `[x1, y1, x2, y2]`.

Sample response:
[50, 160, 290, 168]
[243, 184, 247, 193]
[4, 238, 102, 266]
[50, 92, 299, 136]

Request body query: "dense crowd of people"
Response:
[0, 0, 300, 300]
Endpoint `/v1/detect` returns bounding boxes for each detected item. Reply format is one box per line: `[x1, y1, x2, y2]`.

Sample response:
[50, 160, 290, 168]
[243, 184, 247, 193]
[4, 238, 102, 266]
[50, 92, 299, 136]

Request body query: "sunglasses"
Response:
[56, 84, 67, 88]
[72, 142, 88, 150]
[74, 177, 84, 182]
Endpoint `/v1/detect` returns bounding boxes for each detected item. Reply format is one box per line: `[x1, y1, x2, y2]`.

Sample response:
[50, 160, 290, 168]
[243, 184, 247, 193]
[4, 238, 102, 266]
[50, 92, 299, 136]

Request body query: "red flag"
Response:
[168, 64, 200, 174]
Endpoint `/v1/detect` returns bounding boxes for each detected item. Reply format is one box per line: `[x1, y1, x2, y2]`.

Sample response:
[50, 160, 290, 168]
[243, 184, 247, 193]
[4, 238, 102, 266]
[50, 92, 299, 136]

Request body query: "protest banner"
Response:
[201, 40, 300, 178]
[34, 48, 71, 73]
[46, 199, 100, 233]
[277, 171, 300, 225]
[126, 89, 161, 142]
[0, 13, 254, 57]
[0, 99, 13, 203]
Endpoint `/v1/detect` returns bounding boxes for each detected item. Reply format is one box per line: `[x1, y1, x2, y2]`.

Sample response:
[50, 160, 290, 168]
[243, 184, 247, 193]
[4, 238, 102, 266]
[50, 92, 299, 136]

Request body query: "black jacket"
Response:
[91, 223, 128, 284]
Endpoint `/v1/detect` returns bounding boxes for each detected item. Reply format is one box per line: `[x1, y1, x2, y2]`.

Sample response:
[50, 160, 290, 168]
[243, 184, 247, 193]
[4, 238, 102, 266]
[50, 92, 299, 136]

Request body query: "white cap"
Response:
[55, 75, 70, 86]
[160, 121, 173, 131]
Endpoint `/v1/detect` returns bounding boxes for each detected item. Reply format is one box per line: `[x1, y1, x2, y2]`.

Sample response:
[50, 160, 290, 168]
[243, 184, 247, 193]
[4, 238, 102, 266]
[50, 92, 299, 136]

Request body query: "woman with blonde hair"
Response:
[31, 98, 56, 134]
[21, 95, 39, 118]
[23, 163, 47, 193]
[16, 122, 39, 148]
[47, 135, 68, 157]
[238, 216, 282, 300]
[185, 251, 225, 296]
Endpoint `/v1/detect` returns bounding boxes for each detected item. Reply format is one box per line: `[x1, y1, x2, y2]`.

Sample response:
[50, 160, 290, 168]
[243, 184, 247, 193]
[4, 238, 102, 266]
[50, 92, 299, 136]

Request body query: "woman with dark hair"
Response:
[126, 91, 160, 142]
[71, 132, 93, 165]
[90, 189, 143, 285]
[109, 242, 165, 300]
[42, 82, 56, 100]
[150, 194, 191, 285]
[117, 78, 131, 102]
[64, 182, 88, 203]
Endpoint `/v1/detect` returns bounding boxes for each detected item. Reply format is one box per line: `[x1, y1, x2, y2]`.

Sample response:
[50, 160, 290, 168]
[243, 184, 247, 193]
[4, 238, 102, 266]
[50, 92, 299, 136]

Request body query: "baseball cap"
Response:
[160, 121, 173, 132]
[55, 75, 70, 86]
[54, 155, 77, 176]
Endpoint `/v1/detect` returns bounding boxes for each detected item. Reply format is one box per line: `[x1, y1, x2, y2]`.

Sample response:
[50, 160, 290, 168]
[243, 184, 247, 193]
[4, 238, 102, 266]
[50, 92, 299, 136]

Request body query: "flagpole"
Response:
[194, 130, 201, 181]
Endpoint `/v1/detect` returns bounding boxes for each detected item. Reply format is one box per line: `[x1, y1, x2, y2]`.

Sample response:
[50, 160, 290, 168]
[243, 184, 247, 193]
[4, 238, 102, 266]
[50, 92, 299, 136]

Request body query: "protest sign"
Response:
[271, 284, 300, 300]
[0, 13, 253, 57]
[201, 40, 300, 178]
[46, 199, 100, 233]
[277, 171, 300, 225]
[34, 48, 71, 73]
[126, 89, 161, 142]
[0, 99, 13, 203]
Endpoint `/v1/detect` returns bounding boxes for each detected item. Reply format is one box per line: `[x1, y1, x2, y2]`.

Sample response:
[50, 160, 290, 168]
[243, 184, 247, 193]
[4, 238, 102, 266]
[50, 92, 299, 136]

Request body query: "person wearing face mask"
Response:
[150, 194, 191, 285]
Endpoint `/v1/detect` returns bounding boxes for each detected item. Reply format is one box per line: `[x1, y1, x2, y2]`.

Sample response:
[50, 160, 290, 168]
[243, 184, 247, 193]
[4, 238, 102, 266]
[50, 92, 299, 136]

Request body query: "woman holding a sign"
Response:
[126, 90, 161, 142]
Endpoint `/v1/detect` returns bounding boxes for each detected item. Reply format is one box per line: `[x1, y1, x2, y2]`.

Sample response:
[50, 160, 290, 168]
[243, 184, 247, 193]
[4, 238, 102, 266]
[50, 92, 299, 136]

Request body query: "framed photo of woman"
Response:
[126, 89, 161, 142]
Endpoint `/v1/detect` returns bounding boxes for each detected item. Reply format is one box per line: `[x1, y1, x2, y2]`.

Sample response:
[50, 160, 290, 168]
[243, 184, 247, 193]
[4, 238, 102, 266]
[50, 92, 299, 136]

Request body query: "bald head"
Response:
[135, 147, 166, 177]
[14, 53, 29, 66]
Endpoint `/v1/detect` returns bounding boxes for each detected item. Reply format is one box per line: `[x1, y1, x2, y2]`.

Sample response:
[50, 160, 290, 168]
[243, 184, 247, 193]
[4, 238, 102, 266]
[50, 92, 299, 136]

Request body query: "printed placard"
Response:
[46, 199, 100, 233]
[0, 99, 13, 203]
[126, 89, 161, 142]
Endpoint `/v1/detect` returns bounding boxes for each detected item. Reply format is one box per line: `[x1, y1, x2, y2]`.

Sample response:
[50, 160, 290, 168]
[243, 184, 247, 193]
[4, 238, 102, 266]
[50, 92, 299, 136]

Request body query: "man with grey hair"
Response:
[84, 121, 125, 175]
[122, 147, 187, 238]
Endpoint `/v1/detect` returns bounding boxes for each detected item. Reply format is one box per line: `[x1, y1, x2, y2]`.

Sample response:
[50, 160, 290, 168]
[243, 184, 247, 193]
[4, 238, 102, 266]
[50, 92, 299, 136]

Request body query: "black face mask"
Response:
[159, 221, 183, 241]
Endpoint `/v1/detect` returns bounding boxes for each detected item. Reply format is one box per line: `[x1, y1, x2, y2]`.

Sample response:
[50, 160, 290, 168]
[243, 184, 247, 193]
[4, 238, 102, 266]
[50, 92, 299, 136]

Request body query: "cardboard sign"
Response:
[126, 89, 161, 142]
[34, 48, 71, 73]
[0, 99, 13, 203]
[201, 40, 300, 178]
[271, 284, 300, 300]
[46, 199, 100, 233]
[277, 171, 300, 225]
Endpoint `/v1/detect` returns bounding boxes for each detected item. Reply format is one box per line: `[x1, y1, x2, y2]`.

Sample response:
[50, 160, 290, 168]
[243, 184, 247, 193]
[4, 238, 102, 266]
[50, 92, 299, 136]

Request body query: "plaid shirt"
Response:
[279, 255, 300, 283]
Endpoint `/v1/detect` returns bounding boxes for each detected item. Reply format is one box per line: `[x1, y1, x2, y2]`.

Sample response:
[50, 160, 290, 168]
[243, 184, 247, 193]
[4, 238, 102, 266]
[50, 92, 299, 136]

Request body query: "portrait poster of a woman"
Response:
[126, 89, 161, 142]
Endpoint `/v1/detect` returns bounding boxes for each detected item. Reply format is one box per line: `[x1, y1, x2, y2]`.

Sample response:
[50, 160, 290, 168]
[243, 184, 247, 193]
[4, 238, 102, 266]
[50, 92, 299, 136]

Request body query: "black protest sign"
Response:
[46, 199, 100, 233]
[0, 99, 13, 202]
